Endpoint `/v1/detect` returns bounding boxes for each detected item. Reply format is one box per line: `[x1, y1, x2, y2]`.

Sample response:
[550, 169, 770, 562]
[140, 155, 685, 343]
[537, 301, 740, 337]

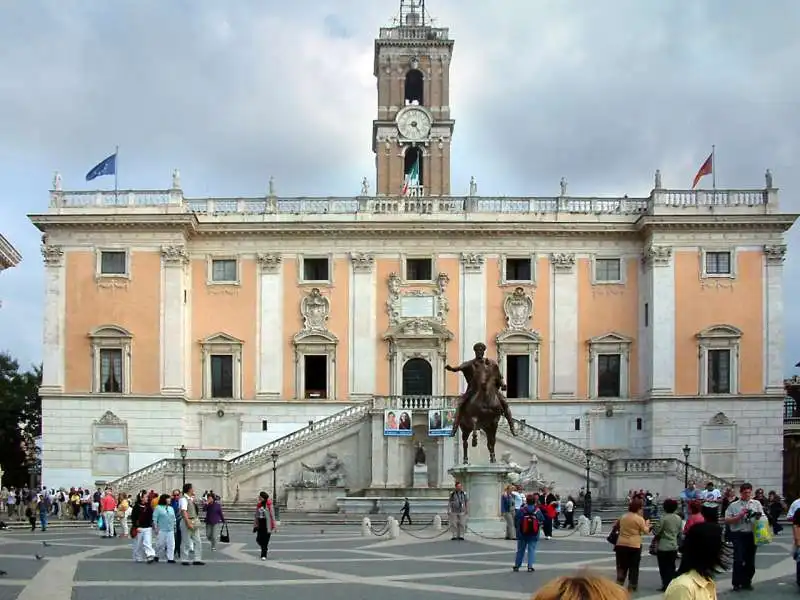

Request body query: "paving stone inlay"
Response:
[0, 523, 795, 600]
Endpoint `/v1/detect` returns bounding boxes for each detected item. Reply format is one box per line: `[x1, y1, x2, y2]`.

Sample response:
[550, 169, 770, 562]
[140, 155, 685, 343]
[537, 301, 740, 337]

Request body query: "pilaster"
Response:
[40, 243, 65, 394]
[764, 244, 786, 394]
[550, 253, 577, 398]
[644, 244, 675, 396]
[257, 253, 283, 398]
[459, 253, 486, 391]
[160, 245, 188, 395]
[349, 252, 376, 399]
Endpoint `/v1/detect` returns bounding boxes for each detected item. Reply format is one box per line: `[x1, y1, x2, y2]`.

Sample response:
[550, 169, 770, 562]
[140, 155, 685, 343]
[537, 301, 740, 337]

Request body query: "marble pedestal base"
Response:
[413, 464, 429, 488]
[448, 463, 510, 538]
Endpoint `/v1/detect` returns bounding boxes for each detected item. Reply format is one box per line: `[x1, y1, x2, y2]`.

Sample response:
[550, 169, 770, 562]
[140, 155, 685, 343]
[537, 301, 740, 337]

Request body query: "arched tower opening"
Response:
[404, 146, 424, 190]
[404, 69, 424, 105]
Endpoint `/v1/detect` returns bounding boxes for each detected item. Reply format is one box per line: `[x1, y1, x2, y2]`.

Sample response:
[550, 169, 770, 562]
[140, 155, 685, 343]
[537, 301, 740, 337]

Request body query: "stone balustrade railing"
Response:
[229, 402, 369, 473]
[374, 395, 456, 411]
[109, 457, 228, 493]
[47, 188, 769, 215]
[616, 458, 733, 490]
[501, 419, 610, 475]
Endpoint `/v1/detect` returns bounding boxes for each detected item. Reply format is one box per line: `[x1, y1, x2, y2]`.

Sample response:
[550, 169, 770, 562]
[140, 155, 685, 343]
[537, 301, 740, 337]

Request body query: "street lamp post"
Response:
[682, 444, 691, 488]
[179, 444, 188, 488]
[270, 450, 280, 520]
[584, 449, 593, 518]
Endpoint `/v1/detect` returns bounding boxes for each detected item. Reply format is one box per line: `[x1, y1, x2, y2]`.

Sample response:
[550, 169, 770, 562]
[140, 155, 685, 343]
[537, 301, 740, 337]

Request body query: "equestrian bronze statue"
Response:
[445, 342, 516, 464]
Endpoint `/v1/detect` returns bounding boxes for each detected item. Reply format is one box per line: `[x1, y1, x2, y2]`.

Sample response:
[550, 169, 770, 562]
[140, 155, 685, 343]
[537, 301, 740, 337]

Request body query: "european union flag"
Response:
[85, 153, 117, 181]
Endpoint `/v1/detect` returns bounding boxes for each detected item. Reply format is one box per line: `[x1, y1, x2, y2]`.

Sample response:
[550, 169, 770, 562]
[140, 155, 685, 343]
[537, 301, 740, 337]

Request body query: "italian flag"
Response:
[402, 156, 420, 195]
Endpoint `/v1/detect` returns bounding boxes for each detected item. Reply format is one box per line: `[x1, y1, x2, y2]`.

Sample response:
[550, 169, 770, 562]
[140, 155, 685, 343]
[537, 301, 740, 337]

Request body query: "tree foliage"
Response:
[0, 352, 42, 487]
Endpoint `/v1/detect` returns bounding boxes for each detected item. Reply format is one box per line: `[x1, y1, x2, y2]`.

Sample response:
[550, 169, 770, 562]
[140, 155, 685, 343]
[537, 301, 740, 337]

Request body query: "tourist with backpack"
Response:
[513, 493, 544, 572]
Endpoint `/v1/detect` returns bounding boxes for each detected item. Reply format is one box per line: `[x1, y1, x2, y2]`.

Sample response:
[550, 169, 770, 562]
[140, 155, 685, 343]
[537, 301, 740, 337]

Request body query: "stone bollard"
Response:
[577, 515, 590, 536]
[432, 514, 443, 531]
[361, 516, 371, 537]
[388, 516, 401, 539]
[591, 516, 603, 535]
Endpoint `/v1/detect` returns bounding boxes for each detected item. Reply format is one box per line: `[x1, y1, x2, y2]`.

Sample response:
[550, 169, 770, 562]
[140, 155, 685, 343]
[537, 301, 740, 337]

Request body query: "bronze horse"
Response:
[456, 358, 504, 464]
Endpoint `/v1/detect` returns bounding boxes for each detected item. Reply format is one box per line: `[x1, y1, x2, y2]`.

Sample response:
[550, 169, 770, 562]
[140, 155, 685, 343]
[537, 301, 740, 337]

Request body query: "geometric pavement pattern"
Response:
[0, 523, 796, 600]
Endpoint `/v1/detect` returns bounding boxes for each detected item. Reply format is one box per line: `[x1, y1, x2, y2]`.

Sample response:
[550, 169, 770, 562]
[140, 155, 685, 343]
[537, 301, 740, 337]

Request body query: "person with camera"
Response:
[724, 482, 764, 591]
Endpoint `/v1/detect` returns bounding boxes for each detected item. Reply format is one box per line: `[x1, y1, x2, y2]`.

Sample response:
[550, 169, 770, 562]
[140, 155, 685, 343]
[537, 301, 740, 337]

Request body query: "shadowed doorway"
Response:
[402, 358, 433, 396]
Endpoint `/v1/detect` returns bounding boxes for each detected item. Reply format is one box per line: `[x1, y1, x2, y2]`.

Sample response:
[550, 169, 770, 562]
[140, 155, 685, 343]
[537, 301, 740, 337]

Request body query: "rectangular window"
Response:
[406, 258, 433, 281]
[211, 259, 237, 283]
[644, 302, 649, 327]
[595, 258, 621, 282]
[506, 354, 530, 399]
[597, 353, 621, 398]
[303, 258, 330, 282]
[505, 258, 532, 282]
[100, 251, 127, 276]
[304, 355, 328, 399]
[99, 348, 123, 393]
[574, 418, 581, 431]
[210, 354, 234, 398]
[261, 420, 268, 432]
[707, 349, 731, 394]
[705, 252, 731, 275]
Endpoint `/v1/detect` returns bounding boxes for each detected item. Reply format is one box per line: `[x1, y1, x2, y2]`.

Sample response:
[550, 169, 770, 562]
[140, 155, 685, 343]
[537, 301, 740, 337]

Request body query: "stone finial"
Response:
[171, 169, 181, 189]
[52, 171, 62, 191]
[469, 176, 477, 197]
[559, 177, 567, 197]
[765, 169, 774, 189]
[654, 169, 662, 189]
[268, 176, 276, 197]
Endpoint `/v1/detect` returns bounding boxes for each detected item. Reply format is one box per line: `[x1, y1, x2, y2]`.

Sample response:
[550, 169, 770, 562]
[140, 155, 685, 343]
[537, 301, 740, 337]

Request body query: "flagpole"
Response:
[112, 145, 119, 203]
[711, 144, 716, 191]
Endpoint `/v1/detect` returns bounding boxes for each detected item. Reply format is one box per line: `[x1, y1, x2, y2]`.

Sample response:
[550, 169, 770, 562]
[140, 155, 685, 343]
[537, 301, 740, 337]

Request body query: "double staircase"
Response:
[109, 397, 731, 515]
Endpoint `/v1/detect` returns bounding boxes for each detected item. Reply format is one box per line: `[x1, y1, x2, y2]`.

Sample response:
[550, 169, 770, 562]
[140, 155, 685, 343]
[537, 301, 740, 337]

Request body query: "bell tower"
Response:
[373, 0, 455, 197]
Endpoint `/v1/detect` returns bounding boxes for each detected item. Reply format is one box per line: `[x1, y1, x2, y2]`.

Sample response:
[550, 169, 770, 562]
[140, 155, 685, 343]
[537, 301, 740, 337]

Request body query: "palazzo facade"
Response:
[29, 1, 795, 493]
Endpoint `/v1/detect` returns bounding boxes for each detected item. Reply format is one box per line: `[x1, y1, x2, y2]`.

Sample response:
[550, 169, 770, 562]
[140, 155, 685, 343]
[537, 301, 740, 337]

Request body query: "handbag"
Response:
[648, 535, 659, 556]
[753, 516, 773, 546]
[219, 522, 231, 544]
[607, 520, 620, 546]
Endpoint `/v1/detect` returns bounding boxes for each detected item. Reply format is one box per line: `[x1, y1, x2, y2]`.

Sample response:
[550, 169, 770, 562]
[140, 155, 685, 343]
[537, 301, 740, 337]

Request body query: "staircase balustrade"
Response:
[617, 458, 733, 490]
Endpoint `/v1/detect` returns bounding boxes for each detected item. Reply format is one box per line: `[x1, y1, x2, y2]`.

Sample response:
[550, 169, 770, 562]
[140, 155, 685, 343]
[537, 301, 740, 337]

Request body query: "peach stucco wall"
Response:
[281, 259, 350, 400]
[191, 258, 257, 400]
[674, 250, 763, 395]
[576, 257, 639, 398]
[485, 257, 550, 398]
[64, 250, 161, 395]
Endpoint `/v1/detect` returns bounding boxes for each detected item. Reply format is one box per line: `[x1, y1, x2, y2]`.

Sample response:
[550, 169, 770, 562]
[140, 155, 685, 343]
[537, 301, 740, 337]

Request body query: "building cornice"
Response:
[0, 233, 22, 269]
[28, 213, 199, 235]
[636, 214, 798, 234]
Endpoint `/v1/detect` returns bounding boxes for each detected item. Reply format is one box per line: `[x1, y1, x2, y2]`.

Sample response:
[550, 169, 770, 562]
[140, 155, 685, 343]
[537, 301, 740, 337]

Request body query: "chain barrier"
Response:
[465, 523, 588, 541]
[368, 520, 392, 537]
[397, 517, 436, 531]
[401, 525, 454, 540]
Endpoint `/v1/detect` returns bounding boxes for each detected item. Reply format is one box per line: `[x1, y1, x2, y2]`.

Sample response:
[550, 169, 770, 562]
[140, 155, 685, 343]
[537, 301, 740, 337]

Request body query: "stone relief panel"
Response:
[160, 245, 189, 266]
[503, 287, 533, 331]
[300, 288, 330, 332]
[700, 412, 737, 478]
[551, 253, 576, 273]
[257, 253, 282, 273]
[386, 272, 450, 326]
[349, 252, 375, 273]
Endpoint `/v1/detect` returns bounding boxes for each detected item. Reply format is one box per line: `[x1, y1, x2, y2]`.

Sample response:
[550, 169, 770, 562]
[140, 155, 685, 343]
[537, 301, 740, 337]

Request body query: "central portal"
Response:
[402, 358, 433, 396]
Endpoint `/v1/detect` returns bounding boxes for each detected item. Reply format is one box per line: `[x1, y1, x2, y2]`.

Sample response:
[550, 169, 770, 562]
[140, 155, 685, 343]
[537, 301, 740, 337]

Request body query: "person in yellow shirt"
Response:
[665, 522, 729, 600]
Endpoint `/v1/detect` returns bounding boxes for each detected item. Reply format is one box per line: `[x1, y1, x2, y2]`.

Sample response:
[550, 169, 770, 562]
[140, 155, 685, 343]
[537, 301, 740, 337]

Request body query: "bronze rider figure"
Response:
[446, 342, 516, 437]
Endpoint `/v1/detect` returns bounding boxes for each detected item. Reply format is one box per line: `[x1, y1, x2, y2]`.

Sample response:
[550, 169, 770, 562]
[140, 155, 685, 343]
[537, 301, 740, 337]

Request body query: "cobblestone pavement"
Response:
[0, 522, 796, 600]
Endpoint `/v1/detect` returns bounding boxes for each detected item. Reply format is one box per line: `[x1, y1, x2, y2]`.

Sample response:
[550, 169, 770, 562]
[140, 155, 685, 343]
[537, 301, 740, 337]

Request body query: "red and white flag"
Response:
[691, 153, 713, 189]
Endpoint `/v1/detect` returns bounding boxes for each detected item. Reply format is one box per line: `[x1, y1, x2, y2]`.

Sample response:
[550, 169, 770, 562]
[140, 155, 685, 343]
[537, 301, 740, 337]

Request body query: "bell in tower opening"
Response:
[373, 0, 454, 197]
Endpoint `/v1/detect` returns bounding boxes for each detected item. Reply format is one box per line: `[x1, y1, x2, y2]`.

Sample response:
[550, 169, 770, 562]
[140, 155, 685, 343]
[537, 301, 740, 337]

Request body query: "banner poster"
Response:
[384, 409, 413, 436]
[428, 408, 456, 437]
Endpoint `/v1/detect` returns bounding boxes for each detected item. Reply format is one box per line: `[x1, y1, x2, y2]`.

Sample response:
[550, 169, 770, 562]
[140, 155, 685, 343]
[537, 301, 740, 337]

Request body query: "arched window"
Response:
[404, 69, 424, 105]
[402, 358, 433, 396]
[404, 146, 424, 188]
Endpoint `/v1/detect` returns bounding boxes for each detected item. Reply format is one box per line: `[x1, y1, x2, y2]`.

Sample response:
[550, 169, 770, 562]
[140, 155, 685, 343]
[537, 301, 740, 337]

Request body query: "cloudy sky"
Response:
[0, 0, 798, 376]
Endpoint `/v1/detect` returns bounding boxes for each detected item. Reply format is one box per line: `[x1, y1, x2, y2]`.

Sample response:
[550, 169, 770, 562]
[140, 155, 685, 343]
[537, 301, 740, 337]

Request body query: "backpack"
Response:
[520, 507, 539, 536]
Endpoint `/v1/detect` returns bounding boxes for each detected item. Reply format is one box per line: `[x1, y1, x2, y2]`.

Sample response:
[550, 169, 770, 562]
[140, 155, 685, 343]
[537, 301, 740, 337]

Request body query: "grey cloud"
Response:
[0, 0, 798, 372]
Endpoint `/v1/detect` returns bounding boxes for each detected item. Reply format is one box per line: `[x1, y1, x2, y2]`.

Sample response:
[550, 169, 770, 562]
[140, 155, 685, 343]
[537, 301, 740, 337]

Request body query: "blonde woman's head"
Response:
[532, 573, 628, 600]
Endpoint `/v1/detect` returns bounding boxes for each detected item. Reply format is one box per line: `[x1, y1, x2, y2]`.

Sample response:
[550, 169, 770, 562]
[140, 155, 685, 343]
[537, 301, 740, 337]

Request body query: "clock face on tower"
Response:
[396, 106, 432, 141]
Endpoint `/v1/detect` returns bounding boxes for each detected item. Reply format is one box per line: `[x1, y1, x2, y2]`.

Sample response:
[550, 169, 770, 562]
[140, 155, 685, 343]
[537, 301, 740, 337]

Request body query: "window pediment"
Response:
[697, 325, 742, 341]
[201, 332, 244, 346]
[496, 329, 541, 345]
[588, 332, 633, 347]
[89, 325, 132, 340]
[384, 318, 454, 342]
[293, 330, 338, 346]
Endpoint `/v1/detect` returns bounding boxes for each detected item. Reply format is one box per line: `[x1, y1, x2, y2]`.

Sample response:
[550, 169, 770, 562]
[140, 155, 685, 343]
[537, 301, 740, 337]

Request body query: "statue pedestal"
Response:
[413, 464, 429, 488]
[448, 463, 510, 538]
